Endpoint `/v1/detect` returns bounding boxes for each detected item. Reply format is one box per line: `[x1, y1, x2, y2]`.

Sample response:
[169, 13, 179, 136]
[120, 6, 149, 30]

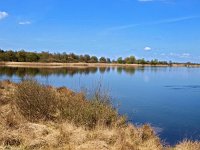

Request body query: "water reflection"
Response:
[0, 67, 98, 77]
[0, 66, 138, 77]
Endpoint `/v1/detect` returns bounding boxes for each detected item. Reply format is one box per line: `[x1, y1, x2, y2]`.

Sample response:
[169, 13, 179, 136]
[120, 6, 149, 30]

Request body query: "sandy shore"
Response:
[0, 62, 199, 68]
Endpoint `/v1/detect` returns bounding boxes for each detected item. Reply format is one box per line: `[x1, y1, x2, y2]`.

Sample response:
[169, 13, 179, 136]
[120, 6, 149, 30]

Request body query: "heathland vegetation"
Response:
[0, 80, 199, 149]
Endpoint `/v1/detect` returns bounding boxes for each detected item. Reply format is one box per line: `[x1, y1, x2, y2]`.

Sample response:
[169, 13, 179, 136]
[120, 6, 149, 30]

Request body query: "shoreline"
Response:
[0, 80, 199, 149]
[1, 62, 200, 68]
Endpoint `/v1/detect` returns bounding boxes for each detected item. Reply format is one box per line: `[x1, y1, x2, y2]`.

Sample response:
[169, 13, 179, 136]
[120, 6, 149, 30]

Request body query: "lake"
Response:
[0, 66, 200, 145]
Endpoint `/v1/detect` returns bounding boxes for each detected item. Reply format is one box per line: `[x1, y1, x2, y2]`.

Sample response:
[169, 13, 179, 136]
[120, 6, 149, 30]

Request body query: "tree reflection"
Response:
[0, 67, 99, 77]
[0, 66, 138, 78]
[116, 67, 136, 75]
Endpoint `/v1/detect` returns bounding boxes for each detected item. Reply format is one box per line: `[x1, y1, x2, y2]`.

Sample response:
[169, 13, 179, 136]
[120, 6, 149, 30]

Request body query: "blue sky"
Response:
[0, 0, 200, 62]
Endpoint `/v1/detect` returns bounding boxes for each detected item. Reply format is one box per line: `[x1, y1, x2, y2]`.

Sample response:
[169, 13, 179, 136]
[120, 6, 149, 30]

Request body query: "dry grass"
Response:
[0, 80, 199, 150]
[14, 80, 59, 121]
[3, 61, 200, 68]
[1, 62, 171, 69]
[14, 80, 125, 128]
[174, 140, 200, 150]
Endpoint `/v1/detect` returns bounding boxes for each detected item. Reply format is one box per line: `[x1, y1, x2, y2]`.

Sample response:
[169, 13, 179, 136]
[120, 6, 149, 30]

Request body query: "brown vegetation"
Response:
[1, 62, 200, 69]
[0, 80, 199, 150]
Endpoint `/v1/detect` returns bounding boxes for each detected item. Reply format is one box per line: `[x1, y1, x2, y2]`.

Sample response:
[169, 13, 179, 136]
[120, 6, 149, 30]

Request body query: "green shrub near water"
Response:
[14, 80, 125, 128]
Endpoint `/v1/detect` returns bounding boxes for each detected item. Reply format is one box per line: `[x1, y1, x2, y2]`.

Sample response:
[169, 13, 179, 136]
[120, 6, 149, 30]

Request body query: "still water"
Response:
[0, 66, 200, 145]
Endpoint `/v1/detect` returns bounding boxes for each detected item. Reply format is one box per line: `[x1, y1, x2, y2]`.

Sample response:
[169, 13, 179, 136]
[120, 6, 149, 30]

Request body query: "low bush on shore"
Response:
[14, 80, 125, 128]
[0, 80, 199, 149]
[15, 80, 58, 121]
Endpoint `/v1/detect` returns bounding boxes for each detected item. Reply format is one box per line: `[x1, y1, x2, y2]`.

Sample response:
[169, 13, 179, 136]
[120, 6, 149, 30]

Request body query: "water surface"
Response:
[0, 66, 200, 145]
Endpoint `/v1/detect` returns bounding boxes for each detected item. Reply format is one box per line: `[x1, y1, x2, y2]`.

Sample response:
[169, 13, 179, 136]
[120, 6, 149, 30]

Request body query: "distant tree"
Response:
[90, 56, 98, 63]
[129, 56, 136, 63]
[150, 59, 158, 65]
[124, 56, 136, 64]
[117, 57, 124, 64]
[79, 55, 85, 62]
[26, 52, 39, 62]
[99, 57, 107, 63]
[71, 53, 79, 60]
[39, 52, 50, 62]
[137, 58, 146, 64]
[4, 50, 17, 61]
[159, 61, 168, 65]
[53, 53, 62, 62]
[61, 52, 69, 62]
[0, 49, 177, 65]
[68, 53, 79, 62]
[16, 50, 26, 62]
[83, 54, 90, 63]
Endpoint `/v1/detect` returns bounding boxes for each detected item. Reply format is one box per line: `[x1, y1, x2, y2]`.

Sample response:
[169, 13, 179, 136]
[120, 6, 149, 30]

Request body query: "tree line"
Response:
[0, 49, 169, 65]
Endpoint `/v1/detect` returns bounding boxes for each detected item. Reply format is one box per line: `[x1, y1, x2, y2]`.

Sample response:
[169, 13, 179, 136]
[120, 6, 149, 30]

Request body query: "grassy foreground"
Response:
[0, 80, 199, 150]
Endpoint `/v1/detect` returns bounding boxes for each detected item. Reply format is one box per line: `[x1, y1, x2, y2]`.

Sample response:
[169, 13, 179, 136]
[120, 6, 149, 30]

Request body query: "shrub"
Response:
[14, 80, 59, 121]
[58, 86, 125, 128]
[14, 80, 125, 128]
[83, 100, 120, 127]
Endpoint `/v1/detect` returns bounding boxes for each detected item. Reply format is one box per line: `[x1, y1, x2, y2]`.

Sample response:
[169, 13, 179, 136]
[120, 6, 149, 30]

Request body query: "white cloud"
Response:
[19, 21, 31, 25]
[0, 11, 8, 20]
[144, 46, 152, 51]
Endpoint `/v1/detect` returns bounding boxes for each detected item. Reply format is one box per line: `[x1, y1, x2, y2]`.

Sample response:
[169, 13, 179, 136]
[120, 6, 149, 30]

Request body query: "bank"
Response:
[1, 62, 200, 69]
[0, 80, 199, 150]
